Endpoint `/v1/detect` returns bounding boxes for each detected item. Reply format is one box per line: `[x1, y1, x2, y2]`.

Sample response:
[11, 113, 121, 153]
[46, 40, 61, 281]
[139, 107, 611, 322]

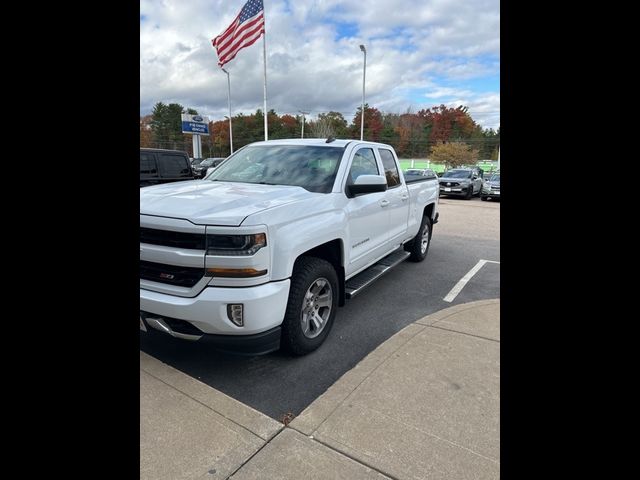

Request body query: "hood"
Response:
[485, 180, 500, 187]
[140, 180, 317, 226]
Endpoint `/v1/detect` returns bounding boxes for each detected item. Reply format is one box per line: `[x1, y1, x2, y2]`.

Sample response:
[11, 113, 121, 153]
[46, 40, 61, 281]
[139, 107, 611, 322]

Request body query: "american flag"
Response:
[212, 0, 265, 67]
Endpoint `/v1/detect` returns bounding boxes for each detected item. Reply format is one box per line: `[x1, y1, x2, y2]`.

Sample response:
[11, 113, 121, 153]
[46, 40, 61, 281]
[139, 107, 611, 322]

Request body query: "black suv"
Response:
[140, 148, 195, 187]
[193, 157, 227, 178]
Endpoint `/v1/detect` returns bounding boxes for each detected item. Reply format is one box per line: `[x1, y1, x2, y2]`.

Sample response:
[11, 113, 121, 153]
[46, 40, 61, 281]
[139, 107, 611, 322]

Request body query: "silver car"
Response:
[481, 173, 500, 201]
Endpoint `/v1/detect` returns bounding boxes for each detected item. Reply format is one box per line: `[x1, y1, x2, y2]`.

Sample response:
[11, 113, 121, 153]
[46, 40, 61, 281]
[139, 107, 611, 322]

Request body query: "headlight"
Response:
[206, 233, 266, 256]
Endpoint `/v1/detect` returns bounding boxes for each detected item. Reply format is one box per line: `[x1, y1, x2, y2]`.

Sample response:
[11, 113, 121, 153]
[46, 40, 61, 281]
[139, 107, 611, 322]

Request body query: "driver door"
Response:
[344, 147, 389, 276]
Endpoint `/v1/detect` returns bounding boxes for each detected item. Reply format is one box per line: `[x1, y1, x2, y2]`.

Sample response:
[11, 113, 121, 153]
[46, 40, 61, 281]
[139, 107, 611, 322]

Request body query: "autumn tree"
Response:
[269, 111, 299, 139]
[430, 142, 479, 169]
[351, 104, 384, 141]
[417, 105, 479, 145]
[210, 119, 231, 157]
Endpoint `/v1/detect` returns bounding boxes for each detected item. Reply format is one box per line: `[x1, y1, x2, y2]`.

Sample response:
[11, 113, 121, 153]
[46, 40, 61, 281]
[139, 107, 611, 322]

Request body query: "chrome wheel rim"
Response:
[420, 224, 430, 254]
[301, 277, 332, 338]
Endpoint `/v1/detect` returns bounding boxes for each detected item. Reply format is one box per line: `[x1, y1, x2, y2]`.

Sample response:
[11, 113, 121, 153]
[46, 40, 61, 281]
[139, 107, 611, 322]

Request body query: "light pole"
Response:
[359, 44, 366, 141]
[299, 110, 309, 138]
[221, 68, 233, 154]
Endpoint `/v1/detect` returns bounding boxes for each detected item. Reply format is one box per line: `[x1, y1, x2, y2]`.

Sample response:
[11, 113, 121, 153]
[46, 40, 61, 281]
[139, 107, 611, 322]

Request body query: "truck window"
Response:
[348, 148, 379, 183]
[208, 145, 344, 193]
[378, 149, 401, 188]
[140, 153, 157, 175]
[158, 154, 190, 177]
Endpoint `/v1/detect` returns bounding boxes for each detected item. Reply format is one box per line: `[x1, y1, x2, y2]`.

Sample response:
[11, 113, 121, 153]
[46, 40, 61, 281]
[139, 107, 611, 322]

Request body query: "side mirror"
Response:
[347, 174, 388, 197]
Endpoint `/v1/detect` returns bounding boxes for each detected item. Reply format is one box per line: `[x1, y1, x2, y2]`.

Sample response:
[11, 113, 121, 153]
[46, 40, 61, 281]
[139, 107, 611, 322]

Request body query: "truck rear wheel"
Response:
[281, 257, 338, 355]
[406, 215, 432, 262]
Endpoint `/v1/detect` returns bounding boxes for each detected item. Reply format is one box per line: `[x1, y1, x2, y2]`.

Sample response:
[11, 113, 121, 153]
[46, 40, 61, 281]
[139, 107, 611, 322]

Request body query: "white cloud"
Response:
[140, 0, 499, 129]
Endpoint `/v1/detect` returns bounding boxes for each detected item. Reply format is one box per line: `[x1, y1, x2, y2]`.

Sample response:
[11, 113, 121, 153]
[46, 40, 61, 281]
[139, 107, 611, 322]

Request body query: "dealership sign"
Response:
[181, 114, 210, 135]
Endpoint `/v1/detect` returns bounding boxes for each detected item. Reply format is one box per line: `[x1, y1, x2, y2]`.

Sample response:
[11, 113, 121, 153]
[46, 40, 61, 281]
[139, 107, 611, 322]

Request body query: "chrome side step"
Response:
[345, 249, 411, 299]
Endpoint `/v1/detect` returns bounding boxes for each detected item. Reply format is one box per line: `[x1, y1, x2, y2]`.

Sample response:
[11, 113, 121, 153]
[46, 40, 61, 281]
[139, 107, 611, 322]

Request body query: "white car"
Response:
[140, 139, 439, 355]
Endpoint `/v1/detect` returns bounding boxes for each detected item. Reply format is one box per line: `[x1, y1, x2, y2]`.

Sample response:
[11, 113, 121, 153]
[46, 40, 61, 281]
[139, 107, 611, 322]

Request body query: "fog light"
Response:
[227, 304, 244, 327]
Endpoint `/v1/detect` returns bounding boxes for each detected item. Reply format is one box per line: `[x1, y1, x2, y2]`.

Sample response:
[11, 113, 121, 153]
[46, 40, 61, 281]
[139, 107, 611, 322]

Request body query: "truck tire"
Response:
[281, 257, 339, 355]
[406, 215, 432, 262]
[465, 187, 473, 200]
[481, 195, 487, 201]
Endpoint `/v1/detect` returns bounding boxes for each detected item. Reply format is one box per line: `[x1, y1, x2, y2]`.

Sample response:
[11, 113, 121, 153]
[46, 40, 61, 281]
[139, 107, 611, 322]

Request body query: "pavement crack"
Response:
[427, 324, 500, 343]
[224, 429, 287, 479]
[304, 433, 401, 480]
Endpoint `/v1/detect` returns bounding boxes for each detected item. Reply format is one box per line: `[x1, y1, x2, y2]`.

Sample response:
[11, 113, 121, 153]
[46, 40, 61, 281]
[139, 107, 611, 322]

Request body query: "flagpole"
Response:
[262, 14, 268, 141]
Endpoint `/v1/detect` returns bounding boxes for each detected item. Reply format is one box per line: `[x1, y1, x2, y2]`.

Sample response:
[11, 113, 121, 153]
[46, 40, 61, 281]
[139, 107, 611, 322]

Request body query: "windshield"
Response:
[442, 170, 472, 179]
[191, 158, 203, 166]
[207, 145, 345, 193]
[489, 174, 500, 183]
[200, 159, 215, 167]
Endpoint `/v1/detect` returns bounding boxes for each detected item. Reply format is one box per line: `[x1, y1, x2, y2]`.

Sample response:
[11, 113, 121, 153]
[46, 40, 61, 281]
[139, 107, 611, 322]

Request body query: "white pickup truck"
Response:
[140, 139, 439, 355]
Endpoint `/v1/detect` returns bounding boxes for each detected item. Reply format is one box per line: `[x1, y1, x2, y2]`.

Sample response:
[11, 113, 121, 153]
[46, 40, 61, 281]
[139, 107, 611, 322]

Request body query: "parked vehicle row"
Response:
[140, 149, 230, 187]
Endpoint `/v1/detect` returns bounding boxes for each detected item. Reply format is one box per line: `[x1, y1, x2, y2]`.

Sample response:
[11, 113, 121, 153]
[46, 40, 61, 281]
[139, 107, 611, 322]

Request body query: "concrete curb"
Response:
[289, 299, 500, 437]
[140, 352, 283, 441]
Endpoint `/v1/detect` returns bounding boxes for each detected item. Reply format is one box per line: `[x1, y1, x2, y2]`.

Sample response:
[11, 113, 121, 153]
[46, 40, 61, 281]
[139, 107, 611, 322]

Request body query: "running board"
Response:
[345, 250, 411, 299]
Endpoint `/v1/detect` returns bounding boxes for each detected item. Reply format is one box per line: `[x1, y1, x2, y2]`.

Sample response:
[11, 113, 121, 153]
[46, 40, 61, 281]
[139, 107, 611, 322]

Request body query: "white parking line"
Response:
[443, 259, 500, 303]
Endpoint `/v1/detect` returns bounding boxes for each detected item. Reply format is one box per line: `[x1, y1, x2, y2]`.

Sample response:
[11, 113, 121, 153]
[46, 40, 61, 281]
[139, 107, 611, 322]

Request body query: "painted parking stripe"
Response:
[443, 259, 500, 303]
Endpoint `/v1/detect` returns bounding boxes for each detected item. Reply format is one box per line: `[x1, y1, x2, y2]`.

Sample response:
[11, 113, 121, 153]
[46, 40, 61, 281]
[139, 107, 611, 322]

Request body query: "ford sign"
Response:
[181, 113, 210, 135]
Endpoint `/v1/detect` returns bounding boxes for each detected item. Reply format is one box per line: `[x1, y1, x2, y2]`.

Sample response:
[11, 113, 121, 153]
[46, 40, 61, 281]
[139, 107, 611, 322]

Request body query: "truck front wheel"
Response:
[281, 257, 338, 355]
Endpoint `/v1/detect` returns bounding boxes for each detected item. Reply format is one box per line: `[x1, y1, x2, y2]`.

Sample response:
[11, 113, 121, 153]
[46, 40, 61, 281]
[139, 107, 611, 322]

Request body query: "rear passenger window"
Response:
[378, 149, 400, 188]
[158, 154, 190, 177]
[348, 148, 379, 184]
[140, 153, 157, 175]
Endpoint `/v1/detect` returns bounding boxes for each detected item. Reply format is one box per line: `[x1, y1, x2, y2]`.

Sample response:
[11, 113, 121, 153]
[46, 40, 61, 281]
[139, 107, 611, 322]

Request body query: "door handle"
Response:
[379, 199, 390, 207]
[400, 194, 409, 201]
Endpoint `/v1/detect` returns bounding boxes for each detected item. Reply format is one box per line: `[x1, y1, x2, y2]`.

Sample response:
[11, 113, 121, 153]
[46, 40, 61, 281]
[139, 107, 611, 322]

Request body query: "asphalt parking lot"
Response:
[140, 196, 500, 420]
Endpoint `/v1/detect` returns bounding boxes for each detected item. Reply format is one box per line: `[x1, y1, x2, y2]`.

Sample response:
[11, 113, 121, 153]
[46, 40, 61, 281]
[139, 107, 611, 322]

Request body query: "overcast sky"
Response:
[140, 0, 499, 130]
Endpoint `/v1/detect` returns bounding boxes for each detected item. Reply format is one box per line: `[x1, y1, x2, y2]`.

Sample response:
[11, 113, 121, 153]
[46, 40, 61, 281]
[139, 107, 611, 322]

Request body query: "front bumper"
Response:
[141, 316, 282, 355]
[439, 185, 471, 196]
[140, 279, 291, 350]
[482, 190, 501, 198]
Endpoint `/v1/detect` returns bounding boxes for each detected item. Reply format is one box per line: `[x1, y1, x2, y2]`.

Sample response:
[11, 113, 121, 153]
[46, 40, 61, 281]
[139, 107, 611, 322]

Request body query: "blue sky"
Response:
[140, 0, 499, 129]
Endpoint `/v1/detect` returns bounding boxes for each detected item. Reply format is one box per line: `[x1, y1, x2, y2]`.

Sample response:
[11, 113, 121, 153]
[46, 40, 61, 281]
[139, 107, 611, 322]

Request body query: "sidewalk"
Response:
[141, 298, 500, 479]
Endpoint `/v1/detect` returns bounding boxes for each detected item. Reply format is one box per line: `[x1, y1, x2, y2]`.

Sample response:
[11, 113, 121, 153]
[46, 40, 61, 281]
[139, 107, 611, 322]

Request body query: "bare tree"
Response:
[310, 116, 336, 138]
